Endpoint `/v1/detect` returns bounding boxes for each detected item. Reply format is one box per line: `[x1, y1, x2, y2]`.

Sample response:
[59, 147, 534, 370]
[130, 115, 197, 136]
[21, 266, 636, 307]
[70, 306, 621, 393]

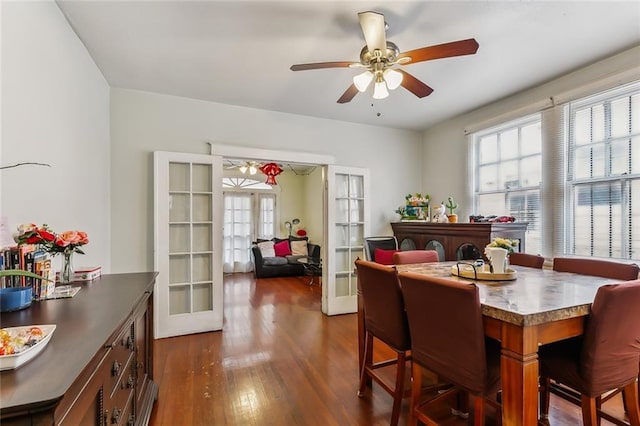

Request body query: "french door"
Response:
[154, 152, 223, 338]
[324, 165, 370, 315]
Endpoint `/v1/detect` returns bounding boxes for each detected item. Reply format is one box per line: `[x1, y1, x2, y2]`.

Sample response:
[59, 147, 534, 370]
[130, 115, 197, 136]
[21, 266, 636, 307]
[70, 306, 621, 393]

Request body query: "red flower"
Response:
[37, 228, 56, 242]
[13, 223, 88, 256]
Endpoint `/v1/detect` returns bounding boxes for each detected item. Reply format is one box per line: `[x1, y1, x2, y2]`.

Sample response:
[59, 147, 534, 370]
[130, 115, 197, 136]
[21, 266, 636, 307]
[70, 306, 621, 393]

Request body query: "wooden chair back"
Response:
[509, 252, 545, 269]
[553, 257, 639, 280]
[398, 271, 499, 395]
[354, 259, 409, 351]
[393, 250, 439, 265]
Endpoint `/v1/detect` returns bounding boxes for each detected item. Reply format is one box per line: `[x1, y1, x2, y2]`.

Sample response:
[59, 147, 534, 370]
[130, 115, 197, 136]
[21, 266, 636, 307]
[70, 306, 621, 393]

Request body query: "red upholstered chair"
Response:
[552, 257, 640, 280]
[551, 257, 640, 421]
[539, 280, 640, 426]
[354, 258, 410, 426]
[508, 252, 545, 269]
[398, 271, 501, 426]
[393, 250, 439, 265]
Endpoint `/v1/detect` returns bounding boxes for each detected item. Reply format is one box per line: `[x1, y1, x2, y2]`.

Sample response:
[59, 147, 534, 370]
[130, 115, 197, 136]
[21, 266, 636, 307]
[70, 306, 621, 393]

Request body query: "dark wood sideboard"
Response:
[0, 272, 158, 426]
[391, 221, 528, 261]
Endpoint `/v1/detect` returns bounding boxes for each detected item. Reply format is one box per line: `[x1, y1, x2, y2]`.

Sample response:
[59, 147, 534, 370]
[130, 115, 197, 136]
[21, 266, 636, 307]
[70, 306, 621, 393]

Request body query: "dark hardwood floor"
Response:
[149, 273, 627, 425]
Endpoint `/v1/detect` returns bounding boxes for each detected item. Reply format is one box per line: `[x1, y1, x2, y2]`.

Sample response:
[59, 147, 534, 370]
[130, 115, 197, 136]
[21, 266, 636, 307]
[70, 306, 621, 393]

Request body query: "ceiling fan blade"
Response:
[337, 84, 359, 104]
[397, 70, 434, 98]
[397, 38, 479, 65]
[358, 11, 387, 55]
[290, 61, 354, 71]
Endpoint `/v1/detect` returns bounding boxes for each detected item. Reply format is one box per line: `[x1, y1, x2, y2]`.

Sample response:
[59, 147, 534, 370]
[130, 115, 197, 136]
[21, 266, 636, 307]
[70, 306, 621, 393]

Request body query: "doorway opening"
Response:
[210, 144, 335, 311]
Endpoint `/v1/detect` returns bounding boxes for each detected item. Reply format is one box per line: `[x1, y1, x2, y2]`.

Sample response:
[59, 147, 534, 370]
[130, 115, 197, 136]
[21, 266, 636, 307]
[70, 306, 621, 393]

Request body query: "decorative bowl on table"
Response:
[451, 263, 518, 281]
[0, 287, 33, 312]
[0, 324, 56, 370]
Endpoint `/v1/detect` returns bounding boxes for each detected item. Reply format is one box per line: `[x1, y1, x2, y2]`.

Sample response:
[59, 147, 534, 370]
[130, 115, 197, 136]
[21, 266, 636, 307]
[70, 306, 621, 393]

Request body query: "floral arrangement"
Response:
[395, 206, 407, 216]
[405, 193, 430, 206]
[486, 237, 519, 254]
[14, 223, 89, 256]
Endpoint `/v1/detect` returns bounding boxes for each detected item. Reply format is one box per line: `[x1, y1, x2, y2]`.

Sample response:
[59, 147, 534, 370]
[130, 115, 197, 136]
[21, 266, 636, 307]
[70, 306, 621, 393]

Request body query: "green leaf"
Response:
[0, 270, 53, 282]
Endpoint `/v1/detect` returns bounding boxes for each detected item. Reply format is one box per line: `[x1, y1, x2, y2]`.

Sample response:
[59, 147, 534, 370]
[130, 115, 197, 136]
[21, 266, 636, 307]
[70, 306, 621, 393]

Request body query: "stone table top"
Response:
[395, 261, 619, 326]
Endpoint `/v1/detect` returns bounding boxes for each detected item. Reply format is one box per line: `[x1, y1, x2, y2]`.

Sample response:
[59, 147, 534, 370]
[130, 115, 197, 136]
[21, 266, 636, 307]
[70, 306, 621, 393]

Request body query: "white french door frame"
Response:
[154, 151, 223, 338]
[324, 165, 370, 315]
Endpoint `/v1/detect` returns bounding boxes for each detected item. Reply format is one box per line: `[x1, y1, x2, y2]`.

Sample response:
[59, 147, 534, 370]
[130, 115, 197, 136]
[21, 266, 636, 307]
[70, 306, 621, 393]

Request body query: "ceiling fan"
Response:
[290, 11, 479, 103]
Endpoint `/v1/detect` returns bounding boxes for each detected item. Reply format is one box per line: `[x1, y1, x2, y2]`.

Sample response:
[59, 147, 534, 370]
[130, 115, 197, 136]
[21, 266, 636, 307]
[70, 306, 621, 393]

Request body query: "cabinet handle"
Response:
[126, 335, 134, 350]
[112, 360, 121, 377]
[127, 413, 135, 426]
[112, 407, 121, 424]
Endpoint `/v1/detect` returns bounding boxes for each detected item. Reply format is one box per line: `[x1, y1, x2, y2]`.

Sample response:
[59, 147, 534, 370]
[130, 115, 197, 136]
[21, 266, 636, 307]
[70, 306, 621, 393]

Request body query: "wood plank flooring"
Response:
[149, 273, 627, 425]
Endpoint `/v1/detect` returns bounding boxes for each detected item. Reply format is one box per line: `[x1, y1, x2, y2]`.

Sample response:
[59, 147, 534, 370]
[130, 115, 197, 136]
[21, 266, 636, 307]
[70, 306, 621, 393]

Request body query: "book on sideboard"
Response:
[56, 266, 102, 282]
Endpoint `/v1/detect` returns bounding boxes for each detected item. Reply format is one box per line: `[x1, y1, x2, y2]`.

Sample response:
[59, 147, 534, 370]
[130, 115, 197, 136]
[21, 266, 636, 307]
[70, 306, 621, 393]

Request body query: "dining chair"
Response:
[552, 257, 640, 280]
[393, 249, 439, 265]
[354, 258, 411, 426]
[551, 256, 640, 421]
[363, 236, 398, 264]
[398, 271, 502, 426]
[508, 252, 545, 269]
[539, 280, 640, 426]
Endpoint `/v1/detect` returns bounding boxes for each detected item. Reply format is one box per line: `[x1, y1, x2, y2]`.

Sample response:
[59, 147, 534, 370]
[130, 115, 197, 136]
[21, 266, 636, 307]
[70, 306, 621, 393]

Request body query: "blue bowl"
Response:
[0, 287, 32, 312]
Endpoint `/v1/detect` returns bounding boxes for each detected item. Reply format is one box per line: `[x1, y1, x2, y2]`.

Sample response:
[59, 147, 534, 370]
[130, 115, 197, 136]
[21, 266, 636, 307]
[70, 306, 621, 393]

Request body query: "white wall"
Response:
[422, 46, 640, 222]
[111, 89, 423, 272]
[275, 170, 305, 237]
[302, 167, 323, 245]
[1, 1, 111, 271]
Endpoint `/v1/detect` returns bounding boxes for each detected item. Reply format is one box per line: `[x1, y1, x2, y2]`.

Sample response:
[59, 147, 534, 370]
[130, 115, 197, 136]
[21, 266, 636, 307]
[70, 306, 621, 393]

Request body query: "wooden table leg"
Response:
[500, 322, 540, 426]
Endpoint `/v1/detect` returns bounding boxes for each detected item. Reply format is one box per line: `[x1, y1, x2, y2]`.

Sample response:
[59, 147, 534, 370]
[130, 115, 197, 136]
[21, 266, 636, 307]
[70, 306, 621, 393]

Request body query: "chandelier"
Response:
[237, 161, 260, 175]
[352, 67, 403, 100]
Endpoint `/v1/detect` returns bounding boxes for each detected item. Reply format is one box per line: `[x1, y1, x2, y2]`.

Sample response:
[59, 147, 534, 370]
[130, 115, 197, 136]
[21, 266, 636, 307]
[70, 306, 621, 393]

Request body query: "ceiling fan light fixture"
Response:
[353, 71, 373, 92]
[249, 166, 257, 175]
[373, 75, 389, 99]
[384, 68, 403, 90]
[239, 165, 248, 174]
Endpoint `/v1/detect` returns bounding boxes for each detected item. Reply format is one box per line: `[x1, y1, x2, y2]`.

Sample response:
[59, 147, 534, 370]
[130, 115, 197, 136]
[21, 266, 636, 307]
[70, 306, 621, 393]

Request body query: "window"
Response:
[565, 82, 640, 259]
[473, 115, 542, 254]
[222, 177, 279, 273]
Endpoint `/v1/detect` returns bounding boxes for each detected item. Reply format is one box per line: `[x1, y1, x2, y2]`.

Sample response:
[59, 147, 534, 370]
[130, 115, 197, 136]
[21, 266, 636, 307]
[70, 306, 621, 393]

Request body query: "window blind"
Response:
[563, 81, 640, 259]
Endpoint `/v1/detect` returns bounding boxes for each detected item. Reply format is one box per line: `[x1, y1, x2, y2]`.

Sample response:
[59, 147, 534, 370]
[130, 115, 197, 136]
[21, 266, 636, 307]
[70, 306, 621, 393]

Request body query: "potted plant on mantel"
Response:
[445, 197, 459, 223]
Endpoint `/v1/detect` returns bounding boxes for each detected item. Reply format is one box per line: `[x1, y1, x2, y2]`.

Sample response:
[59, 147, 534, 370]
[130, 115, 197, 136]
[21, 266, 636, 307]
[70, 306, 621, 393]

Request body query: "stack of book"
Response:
[0, 245, 56, 300]
[56, 266, 102, 283]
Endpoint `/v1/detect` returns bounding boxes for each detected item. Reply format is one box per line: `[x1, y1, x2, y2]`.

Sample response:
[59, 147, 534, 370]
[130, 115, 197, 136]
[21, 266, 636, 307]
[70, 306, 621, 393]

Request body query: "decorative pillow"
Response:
[374, 248, 398, 265]
[257, 241, 275, 258]
[263, 257, 288, 266]
[274, 240, 292, 257]
[290, 240, 308, 256]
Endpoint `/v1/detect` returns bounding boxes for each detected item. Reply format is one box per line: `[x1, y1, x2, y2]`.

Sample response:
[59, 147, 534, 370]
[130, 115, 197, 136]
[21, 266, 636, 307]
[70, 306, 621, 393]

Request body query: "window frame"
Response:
[471, 114, 543, 255]
[563, 81, 640, 259]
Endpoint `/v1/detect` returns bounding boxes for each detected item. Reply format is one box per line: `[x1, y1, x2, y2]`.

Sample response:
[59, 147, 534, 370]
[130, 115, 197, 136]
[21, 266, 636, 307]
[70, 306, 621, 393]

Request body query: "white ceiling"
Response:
[56, 1, 640, 132]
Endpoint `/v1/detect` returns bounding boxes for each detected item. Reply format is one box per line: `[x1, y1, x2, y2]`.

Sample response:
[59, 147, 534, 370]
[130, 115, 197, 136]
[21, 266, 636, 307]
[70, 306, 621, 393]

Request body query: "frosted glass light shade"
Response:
[249, 166, 257, 175]
[239, 165, 248, 174]
[384, 69, 403, 90]
[373, 80, 389, 99]
[353, 71, 373, 92]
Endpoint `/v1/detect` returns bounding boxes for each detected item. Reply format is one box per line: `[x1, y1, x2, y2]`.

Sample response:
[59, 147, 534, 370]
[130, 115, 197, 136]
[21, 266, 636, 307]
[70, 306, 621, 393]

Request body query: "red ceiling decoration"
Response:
[259, 162, 283, 185]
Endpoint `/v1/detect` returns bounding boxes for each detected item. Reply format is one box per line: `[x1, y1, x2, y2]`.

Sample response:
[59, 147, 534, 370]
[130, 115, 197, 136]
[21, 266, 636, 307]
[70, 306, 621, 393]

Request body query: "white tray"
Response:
[0, 324, 56, 370]
[451, 264, 517, 281]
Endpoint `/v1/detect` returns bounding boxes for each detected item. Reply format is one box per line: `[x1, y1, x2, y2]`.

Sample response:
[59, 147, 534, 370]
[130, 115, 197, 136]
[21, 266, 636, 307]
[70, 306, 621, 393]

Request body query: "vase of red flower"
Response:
[14, 224, 89, 284]
[60, 252, 74, 284]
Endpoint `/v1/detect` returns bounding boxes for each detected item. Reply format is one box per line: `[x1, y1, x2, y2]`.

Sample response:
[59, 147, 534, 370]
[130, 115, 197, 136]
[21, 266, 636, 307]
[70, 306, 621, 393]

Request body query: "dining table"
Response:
[357, 260, 621, 426]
